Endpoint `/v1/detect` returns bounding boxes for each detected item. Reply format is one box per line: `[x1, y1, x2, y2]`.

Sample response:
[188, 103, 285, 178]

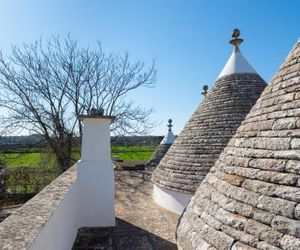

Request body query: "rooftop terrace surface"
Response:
[73, 169, 179, 250]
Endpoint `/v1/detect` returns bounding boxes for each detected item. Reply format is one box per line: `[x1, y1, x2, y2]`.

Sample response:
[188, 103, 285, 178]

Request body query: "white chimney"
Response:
[77, 113, 115, 227]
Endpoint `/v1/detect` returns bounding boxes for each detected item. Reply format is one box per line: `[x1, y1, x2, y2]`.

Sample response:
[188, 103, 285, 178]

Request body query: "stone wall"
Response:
[0, 165, 78, 250]
[0, 115, 115, 250]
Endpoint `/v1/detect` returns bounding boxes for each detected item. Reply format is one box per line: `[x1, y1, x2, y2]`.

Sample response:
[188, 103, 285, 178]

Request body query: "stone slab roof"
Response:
[152, 72, 266, 194]
[146, 144, 172, 168]
[177, 40, 300, 249]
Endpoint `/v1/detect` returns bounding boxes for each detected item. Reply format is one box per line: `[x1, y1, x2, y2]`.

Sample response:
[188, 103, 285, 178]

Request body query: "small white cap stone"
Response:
[160, 130, 175, 144]
[218, 47, 257, 79]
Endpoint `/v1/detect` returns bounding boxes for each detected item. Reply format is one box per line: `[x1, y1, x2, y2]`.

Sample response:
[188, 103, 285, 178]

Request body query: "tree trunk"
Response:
[56, 154, 71, 172]
[52, 134, 73, 173]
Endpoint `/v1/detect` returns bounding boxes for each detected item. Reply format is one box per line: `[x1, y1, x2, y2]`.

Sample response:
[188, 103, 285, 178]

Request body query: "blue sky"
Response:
[0, 0, 299, 135]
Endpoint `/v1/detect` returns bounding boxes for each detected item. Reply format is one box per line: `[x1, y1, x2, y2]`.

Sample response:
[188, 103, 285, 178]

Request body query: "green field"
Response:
[1, 146, 156, 195]
[111, 146, 155, 161]
[2, 153, 43, 167]
[1, 152, 67, 168]
[1, 146, 155, 168]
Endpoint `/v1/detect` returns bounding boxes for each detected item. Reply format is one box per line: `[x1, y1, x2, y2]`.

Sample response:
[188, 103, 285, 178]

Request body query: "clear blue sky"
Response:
[0, 0, 299, 135]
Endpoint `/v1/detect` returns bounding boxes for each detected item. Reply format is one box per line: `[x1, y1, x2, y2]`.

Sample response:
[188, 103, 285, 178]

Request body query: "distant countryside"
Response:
[1, 145, 155, 168]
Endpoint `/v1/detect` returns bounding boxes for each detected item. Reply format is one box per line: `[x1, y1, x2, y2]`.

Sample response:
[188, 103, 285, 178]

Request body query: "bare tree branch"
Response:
[0, 36, 157, 171]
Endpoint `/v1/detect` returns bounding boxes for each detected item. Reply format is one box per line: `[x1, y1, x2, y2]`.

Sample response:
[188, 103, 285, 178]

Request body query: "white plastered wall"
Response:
[153, 184, 192, 214]
[29, 182, 80, 250]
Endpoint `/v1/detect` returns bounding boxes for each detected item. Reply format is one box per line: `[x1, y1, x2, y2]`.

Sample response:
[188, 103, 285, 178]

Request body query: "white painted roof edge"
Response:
[217, 46, 257, 79]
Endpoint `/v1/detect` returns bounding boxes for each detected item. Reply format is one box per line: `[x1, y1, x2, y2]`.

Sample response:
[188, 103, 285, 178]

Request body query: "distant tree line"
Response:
[111, 136, 163, 147]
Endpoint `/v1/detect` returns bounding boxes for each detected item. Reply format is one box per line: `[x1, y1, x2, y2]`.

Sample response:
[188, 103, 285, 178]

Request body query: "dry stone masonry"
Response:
[152, 30, 266, 197]
[176, 39, 300, 249]
[0, 165, 77, 249]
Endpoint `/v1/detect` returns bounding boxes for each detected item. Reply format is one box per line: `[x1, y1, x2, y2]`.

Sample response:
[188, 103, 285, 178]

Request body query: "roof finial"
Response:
[201, 85, 208, 97]
[230, 28, 243, 47]
[167, 119, 173, 132]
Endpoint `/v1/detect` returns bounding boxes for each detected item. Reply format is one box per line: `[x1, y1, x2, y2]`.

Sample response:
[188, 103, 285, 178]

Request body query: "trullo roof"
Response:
[177, 39, 300, 249]
[160, 119, 175, 145]
[146, 119, 175, 168]
[151, 30, 266, 194]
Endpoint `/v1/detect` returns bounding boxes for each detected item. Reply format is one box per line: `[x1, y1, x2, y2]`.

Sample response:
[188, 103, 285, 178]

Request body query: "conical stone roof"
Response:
[151, 30, 266, 196]
[177, 40, 300, 249]
[146, 119, 175, 168]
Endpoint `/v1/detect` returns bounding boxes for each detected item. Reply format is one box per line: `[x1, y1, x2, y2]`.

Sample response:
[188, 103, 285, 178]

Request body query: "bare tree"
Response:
[0, 36, 156, 172]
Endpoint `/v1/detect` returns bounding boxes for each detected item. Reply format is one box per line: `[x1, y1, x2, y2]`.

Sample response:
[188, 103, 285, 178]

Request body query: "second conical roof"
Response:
[152, 32, 266, 194]
[146, 120, 175, 167]
[160, 119, 175, 145]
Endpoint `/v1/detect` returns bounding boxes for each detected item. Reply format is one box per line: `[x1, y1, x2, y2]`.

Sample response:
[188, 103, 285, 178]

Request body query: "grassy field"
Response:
[1, 152, 63, 168]
[1, 146, 155, 168]
[2, 153, 43, 167]
[1, 145, 155, 195]
[111, 146, 155, 161]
